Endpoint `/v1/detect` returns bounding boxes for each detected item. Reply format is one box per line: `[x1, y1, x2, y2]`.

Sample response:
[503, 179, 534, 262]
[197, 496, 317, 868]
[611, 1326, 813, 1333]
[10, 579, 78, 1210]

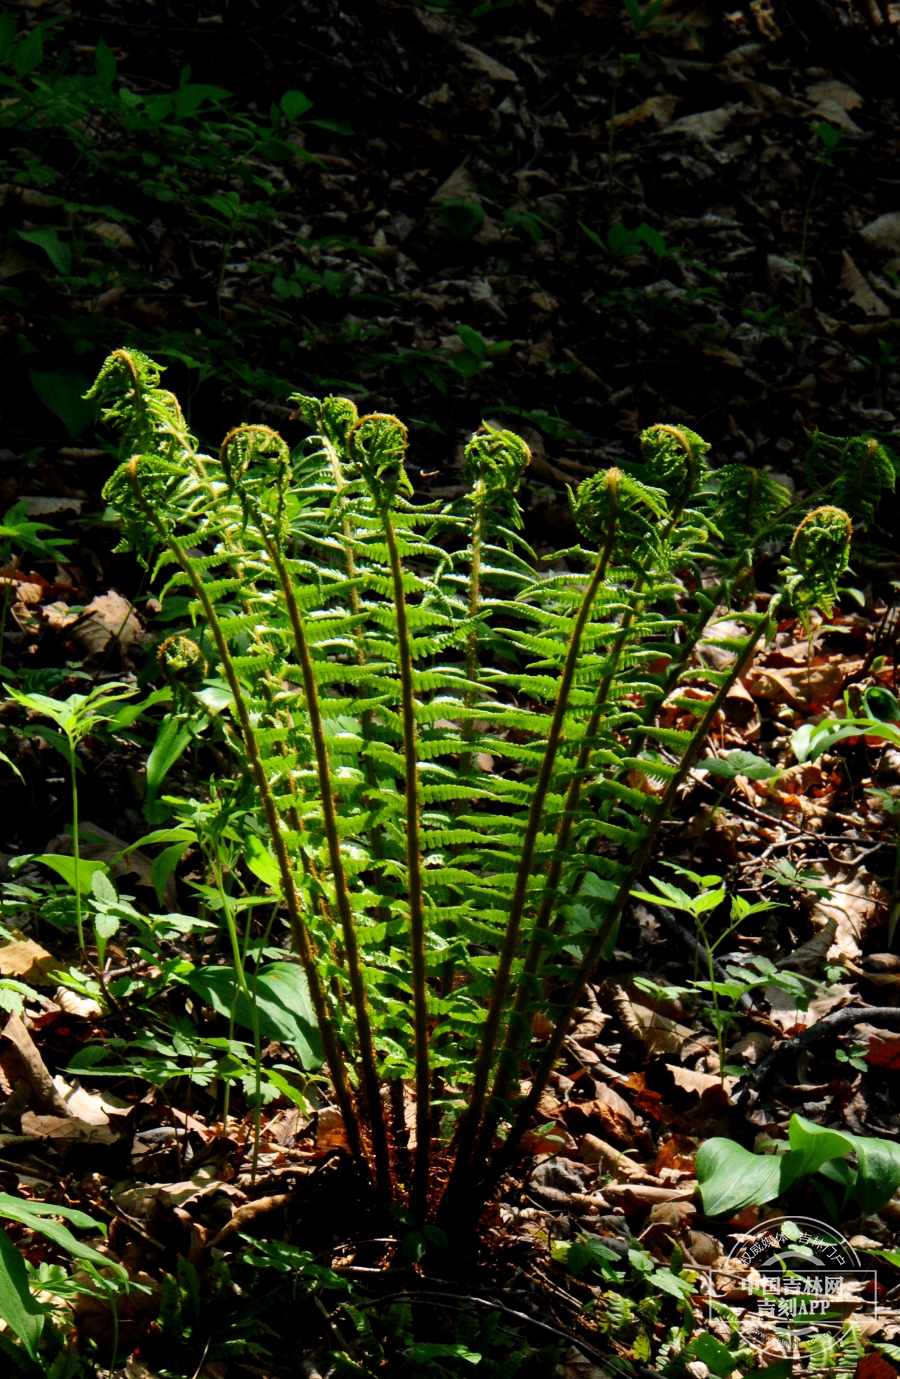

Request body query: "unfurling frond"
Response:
[86, 347, 193, 460]
[102, 453, 192, 559]
[783, 505, 853, 623]
[640, 423, 710, 502]
[806, 429, 897, 525]
[571, 467, 667, 569]
[463, 425, 531, 495]
[349, 413, 411, 508]
[292, 393, 360, 450]
[714, 465, 793, 547]
[158, 635, 208, 692]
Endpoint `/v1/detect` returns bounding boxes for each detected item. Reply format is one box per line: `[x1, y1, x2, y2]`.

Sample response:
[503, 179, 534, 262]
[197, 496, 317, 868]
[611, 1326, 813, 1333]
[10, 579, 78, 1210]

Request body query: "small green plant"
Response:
[697, 1113, 900, 1221]
[3, 681, 134, 956]
[0, 502, 72, 678]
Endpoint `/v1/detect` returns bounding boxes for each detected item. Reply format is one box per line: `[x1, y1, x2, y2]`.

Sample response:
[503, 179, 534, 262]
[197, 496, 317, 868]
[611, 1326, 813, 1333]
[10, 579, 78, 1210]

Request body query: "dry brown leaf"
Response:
[430, 166, 479, 203]
[725, 1031, 773, 1066]
[840, 252, 890, 318]
[43, 821, 176, 907]
[777, 916, 837, 974]
[20, 1110, 118, 1144]
[22, 496, 82, 516]
[860, 212, 900, 254]
[456, 43, 517, 82]
[54, 987, 102, 1018]
[630, 1001, 698, 1059]
[557, 1347, 608, 1379]
[316, 1106, 350, 1150]
[646, 1198, 696, 1227]
[806, 81, 863, 112]
[67, 591, 142, 660]
[2, 1012, 73, 1116]
[610, 95, 679, 130]
[0, 938, 59, 987]
[669, 107, 734, 141]
[667, 1065, 738, 1098]
[209, 1193, 288, 1248]
[604, 1181, 697, 1203]
[750, 0, 781, 39]
[814, 869, 888, 962]
[89, 221, 135, 249]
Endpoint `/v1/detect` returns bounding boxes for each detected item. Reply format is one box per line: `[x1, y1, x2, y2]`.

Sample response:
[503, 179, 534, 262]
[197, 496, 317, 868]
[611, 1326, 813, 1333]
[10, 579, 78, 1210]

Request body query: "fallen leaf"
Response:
[54, 987, 102, 1019]
[579, 1133, 647, 1178]
[456, 43, 517, 82]
[558, 1347, 608, 1379]
[430, 165, 480, 204]
[2, 1012, 73, 1116]
[0, 938, 59, 987]
[806, 81, 863, 112]
[750, 0, 781, 39]
[20, 1111, 117, 1144]
[22, 496, 82, 516]
[67, 590, 142, 660]
[669, 107, 734, 141]
[89, 221, 135, 249]
[316, 1106, 349, 1150]
[860, 212, 900, 254]
[610, 95, 679, 130]
[840, 252, 890, 318]
[209, 1193, 288, 1248]
[667, 1066, 738, 1098]
[776, 916, 837, 974]
[647, 1198, 696, 1227]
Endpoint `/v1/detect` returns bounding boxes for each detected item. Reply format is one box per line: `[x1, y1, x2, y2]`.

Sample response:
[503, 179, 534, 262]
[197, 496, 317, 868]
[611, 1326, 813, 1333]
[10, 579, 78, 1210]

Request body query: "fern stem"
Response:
[262, 534, 393, 1201]
[445, 481, 621, 1197]
[474, 610, 775, 1208]
[125, 461, 373, 1188]
[382, 512, 431, 1220]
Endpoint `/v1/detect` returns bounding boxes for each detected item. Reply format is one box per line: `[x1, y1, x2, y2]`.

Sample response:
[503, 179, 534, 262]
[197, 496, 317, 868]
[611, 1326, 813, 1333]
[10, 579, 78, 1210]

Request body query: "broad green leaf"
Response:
[280, 89, 313, 120]
[0, 1226, 44, 1360]
[787, 1114, 855, 1182]
[244, 834, 281, 890]
[146, 716, 193, 797]
[689, 1334, 738, 1377]
[696, 1138, 784, 1216]
[703, 750, 780, 781]
[0, 1195, 114, 1273]
[30, 366, 96, 437]
[848, 1132, 900, 1215]
[187, 963, 322, 1068]
[150, 841, 192, 906]
[34, 854, 109, 897]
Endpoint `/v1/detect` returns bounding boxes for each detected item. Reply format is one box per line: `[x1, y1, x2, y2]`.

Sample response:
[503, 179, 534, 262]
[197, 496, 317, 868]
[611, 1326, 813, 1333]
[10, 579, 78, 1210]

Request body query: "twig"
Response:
[734, 1005, 900, 1106]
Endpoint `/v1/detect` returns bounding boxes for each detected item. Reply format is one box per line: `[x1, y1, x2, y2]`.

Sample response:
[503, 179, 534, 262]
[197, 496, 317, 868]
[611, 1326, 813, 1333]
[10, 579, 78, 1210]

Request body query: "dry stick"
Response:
[442, 480, 621, 1204]
[263, 533, 392, 1202]
[473, 611, 775, 1210]
[125, 461, 373, 1189]
[734, 1005, 900, 1107]
[381, 512, 430, 1221]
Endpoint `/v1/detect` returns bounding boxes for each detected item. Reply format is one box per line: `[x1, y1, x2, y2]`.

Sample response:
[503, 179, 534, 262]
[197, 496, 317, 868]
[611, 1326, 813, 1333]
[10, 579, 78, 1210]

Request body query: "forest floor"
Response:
[2, 1, 900, 1377]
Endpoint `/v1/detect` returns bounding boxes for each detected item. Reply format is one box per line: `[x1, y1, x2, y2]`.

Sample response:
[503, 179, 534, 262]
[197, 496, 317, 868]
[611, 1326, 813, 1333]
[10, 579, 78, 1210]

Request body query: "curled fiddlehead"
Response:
[86, 347, 193, 460]
[639, 423, 710, 505]
[783, 505, 853, 623]
[103, 454, 194, 562]
[463, 424, 531, 525]
[219, 425, 292, 538]
[714, 464, 793, 548]
[806, 429, 897, 524]
[292, 394, 361, 454]
[349, 413, 411, 509]
[158, 634, 208, 691]
[571, 467, 668, 571]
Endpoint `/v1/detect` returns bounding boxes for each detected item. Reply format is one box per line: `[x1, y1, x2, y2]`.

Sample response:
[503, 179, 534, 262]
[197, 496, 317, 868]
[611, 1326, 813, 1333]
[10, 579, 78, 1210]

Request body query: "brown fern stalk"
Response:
[124, 459, 374, 1188]
[471, 609, 776, 1214]
[442, 474, 622, 1209]
[261, 532, 393, 1201]
[381, 512, 431, 1220]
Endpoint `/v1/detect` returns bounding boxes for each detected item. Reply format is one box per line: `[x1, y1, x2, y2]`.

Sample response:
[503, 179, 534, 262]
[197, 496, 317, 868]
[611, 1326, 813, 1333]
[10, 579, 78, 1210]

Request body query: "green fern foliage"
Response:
[92, 348, 863, 1229]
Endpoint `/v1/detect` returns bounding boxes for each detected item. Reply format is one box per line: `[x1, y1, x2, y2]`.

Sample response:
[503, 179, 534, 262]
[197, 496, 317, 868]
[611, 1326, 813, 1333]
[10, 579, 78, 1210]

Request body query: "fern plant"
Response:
[87, 348, 868, 1238]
